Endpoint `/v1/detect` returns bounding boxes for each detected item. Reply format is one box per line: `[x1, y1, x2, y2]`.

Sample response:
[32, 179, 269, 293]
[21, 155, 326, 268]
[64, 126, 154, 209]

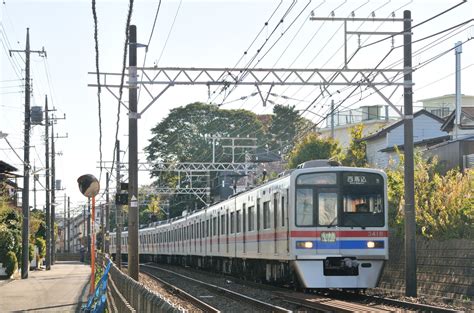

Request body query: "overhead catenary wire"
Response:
[360, 0, 468, 49]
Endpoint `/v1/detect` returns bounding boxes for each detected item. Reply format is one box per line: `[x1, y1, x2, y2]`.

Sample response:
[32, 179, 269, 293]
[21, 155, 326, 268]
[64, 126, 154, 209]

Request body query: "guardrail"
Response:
[96, 254, 182, 312]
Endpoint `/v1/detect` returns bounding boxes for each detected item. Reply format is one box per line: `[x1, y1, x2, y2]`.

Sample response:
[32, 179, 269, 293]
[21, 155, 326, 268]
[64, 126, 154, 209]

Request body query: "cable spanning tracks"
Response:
[140, 264, 291, 313]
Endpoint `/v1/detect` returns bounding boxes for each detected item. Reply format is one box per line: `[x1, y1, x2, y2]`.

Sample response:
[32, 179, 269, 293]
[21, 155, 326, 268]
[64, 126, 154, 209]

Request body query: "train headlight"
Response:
[296, 241, 314, 249]
[367, 241, 384, 248]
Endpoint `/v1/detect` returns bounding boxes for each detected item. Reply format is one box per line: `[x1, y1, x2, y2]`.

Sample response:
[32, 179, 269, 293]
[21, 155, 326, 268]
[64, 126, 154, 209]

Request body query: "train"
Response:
[110, 160, 388, 289]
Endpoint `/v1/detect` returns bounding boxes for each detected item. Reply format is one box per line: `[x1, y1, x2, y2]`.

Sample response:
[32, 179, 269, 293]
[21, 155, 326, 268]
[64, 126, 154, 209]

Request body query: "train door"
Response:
[273, 193, 279, 254]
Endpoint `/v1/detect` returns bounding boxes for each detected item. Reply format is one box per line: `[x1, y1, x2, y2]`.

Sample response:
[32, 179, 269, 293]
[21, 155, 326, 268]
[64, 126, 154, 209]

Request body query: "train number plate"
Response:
[320, 232, 336, 242]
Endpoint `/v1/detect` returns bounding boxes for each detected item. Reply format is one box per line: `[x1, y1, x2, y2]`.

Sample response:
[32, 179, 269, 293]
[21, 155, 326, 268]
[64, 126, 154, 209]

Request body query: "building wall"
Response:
[319, 120, 389, 148]
[366, 136, 389, 168]
[386, 115, 446, 147]
[421, 94, 474, 117]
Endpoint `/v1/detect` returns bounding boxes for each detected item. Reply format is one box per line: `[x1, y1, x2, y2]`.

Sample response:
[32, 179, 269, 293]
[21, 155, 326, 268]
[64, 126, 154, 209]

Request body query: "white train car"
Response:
[110, 161, 388, 289]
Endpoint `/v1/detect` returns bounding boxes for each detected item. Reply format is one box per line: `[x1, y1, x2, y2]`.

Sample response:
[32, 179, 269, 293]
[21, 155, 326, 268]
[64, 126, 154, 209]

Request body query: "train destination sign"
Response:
[343, 172, 383, 186]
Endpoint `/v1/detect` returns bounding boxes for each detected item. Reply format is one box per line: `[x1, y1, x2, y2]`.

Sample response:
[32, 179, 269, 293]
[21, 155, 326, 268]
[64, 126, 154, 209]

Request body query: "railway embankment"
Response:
[378, 235, 473, 310]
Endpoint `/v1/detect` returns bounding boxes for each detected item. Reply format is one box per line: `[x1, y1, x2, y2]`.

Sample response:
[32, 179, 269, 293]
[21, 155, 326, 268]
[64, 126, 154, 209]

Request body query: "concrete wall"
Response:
[379, 236, 473, 308]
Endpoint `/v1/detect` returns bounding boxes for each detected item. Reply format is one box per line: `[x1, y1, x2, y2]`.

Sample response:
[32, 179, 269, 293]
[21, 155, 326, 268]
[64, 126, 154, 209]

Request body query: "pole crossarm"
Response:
[89, 67, 405, 87]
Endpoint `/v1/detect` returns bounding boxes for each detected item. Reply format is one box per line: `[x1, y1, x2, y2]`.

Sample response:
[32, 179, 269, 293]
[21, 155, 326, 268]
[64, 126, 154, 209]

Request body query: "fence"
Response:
[96, 254, 183, 313]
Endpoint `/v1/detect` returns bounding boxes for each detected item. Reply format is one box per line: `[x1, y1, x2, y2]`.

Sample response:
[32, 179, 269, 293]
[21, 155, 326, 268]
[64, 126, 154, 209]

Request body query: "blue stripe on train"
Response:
[296, 240, 385, 249]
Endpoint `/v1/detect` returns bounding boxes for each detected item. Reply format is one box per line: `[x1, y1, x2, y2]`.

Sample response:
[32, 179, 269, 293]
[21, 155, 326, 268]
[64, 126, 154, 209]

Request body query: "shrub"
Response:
[29, 243, 35, 262]
[4, 251, 17, 277]
[35, 237, 46, 258]
[387, 150, 474, 239]
[0, 224, 15, 263]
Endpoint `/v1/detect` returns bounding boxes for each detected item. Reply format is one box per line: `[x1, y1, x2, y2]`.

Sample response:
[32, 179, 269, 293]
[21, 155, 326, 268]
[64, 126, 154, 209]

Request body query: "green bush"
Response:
[35, 237, 46, 258]
[29, 243, 35, 262]
[0, 224, 15, 263]
[4, 251, 17, 277]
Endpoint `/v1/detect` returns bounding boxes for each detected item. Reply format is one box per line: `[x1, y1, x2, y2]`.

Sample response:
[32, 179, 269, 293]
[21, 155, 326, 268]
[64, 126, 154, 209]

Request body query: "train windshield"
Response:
[295, 171, 385, 227]
[341, 172, 384, 227]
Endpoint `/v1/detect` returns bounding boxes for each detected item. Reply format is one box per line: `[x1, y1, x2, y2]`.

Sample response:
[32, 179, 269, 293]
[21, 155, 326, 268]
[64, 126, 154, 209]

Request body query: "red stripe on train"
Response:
[290, 230, 388, 237]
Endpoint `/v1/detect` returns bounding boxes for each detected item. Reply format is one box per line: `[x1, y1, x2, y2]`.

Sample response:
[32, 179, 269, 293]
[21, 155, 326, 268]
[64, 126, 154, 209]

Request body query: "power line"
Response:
[156, 0, 182, 66]
[360, 0, 468, 49]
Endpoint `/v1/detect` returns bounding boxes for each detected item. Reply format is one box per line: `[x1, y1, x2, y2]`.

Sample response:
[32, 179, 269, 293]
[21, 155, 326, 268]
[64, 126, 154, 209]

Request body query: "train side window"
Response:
[220, 215, 225, 235]
[230, 212, 235, 234]
[248, 206, 254, 231]
[257, 199, 261, 231]
[274, 193, 278, 229]
[263, 201, 271, 229]
[281, 195, 285, 226]
[236, 210, 241, 233]
[243, 204, 246, 234]
[201, 221, 205, 238]
[206, 219, 209, 237]
[213, 217, 217, 236]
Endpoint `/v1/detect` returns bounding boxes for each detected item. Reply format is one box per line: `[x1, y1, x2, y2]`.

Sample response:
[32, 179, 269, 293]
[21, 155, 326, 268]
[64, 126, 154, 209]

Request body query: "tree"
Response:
[387, 149, 473, 239]
[146, 102, 266, 214]
[287, 133, 342, 169]
[342, 124, 367, 167]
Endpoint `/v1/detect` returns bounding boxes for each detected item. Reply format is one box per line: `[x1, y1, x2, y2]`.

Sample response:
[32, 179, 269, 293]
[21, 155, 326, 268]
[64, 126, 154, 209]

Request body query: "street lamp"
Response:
[0, 131, 8, 139]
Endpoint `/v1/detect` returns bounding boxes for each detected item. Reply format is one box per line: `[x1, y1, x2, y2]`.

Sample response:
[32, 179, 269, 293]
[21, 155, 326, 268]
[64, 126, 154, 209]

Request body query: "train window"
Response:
[248, 206, 254, 231]
[341, 172, 384, 227]
[297, 173, 337, 185]
[221, 215, 225, 235]
[263, 201, 270, 229]
[296, 188, 313, 226]
[236, 210, 241, 233]
[206, 220, 210, 237]
[273, 194, 278, 229]
[318, 192, 338, 226]
[230, 212, 235, 234]
[226, 213, 229, 234]
[213, 217, 217, 236]
[243, 206, 246, 234]
[281, 196, 285, 227]
[257, 199, 261, 231]
[202, 221, 205, 238]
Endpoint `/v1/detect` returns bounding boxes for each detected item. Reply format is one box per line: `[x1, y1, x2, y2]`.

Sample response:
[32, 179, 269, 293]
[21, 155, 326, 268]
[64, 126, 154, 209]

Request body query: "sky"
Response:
[1, 0, 473, 216]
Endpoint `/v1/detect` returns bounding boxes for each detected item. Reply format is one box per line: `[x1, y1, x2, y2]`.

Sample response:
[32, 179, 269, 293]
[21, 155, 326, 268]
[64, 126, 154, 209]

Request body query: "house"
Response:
[422, 107, 474, 172]
[361, 110, 449, 168]
[419, 94, 474, 118]
[0, 160, 21, 207]
[317, 105, 397, 148]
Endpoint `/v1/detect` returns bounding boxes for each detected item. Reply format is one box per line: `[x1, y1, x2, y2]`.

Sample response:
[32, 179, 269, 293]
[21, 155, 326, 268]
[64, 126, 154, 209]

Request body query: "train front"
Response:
[290, 167, 388, 289]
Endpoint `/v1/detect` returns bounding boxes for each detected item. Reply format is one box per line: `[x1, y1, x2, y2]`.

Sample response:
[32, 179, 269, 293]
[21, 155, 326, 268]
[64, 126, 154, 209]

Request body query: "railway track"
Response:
[141, 263, 464, 312]
[141, 264, 291, 312]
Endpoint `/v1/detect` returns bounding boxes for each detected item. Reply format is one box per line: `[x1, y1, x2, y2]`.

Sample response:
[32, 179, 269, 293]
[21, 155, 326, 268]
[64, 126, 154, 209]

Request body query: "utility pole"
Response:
[33, 163, 37, 211]
[330, 99, 335, 139]
[100, 200, 104, 252]
[105, 172, 109, 253]
[50, 114, 66, 264]
[115, 140, 122, 269]
[454, 41, 462, 139]
[67, 196, 70, 252]
[51, 119, 56, 264]
[10, 28, 46, 279]
[403, 10, 417, 297]
[63, 193, 67, 252]
[44, 95, 51, 270]
[87, 197, 91, 263]
[128, 25, 139, 281]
